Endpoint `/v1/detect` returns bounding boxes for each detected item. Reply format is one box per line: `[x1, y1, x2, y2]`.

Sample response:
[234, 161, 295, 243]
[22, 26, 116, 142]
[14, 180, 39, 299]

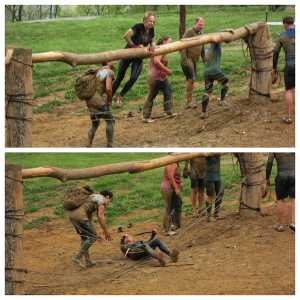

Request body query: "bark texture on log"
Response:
[236, 153, 268, 217]
[5, 47, 33, 147]
[5, 164, 24, 295]
[22, 152, 226, 182]
[5, 22, 265, 67]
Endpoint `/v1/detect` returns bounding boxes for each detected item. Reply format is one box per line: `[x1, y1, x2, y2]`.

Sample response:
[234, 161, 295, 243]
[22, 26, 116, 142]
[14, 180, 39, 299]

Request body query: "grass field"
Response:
[5, 5, 294, 113]
[5, 152, 276, 230]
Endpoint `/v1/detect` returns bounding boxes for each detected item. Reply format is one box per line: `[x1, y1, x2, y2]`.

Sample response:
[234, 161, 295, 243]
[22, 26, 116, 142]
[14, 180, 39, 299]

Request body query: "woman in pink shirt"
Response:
[142, 35, 178, 123]
[160, 154, 183, 236]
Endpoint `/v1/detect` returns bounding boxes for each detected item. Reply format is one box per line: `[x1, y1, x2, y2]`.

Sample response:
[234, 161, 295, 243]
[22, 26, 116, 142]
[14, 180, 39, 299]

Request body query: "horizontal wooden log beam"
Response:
[5, 22, 264, 67]
[22, 152, 226, 182]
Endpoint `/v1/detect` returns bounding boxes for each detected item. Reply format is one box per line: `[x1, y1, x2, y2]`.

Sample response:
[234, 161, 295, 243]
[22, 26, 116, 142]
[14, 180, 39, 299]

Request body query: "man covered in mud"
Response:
[85, 60, 117, 147]
[69, 190, 113, 268]
[120, 229, 179, 266]
[273, 16, 295, 124]
[265, 153, 295, 232]
[183, 157, 207, 217]
[200, 29, 234, 119]
[181, 17, 205, 109]
[204, 155, 225, 222]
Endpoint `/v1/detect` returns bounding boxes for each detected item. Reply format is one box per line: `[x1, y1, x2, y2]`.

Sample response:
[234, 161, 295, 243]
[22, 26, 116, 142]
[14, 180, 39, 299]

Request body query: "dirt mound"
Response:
[23, 200, 295, 295]
[31, 87, 294, 148]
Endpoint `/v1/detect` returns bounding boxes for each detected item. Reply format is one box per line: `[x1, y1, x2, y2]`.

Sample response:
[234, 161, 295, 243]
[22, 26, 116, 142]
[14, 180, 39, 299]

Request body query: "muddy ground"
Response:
[23, 195, 295, 295]
[31, 86, 295, 148]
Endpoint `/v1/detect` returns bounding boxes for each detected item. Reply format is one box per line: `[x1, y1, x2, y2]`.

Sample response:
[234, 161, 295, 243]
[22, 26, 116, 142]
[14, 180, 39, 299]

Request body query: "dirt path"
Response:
[31, 87, 295, 148]
[23, 199, 295, 295]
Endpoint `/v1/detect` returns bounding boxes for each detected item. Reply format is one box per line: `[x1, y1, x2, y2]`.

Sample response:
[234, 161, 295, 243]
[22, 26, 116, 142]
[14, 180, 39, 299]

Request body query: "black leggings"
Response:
[112, 58, 143, 97]
[143, 78, 173, 118]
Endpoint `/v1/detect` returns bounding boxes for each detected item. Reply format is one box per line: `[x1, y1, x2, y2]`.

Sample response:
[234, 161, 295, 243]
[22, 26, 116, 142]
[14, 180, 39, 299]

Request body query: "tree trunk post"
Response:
[5, 164, 24, 295]
[5, 47, 33, 147]
[237, 153, 268, 217]
[246, 24, 273, 103]
[179, 5, 186, 39]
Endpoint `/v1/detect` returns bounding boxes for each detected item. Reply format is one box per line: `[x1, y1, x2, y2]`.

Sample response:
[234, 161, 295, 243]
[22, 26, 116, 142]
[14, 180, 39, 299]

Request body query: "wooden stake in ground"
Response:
[5, 164, 24, 295]
[236, 153, 268, 217]
[5, 47, 33, 147]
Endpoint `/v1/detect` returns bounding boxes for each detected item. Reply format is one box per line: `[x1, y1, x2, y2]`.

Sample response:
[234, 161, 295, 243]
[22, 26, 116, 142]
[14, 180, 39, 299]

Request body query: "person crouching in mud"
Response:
[120, 229, 179, 266]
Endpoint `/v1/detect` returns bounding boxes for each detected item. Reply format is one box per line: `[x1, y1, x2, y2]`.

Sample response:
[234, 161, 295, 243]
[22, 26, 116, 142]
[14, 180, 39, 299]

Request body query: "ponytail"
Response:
[156, 35, 171, 46]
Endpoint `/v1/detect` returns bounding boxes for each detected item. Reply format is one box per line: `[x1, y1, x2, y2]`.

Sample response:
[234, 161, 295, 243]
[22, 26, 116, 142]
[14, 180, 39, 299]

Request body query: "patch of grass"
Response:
[34, 100, 62, 114]
[24, 216, 52, 230]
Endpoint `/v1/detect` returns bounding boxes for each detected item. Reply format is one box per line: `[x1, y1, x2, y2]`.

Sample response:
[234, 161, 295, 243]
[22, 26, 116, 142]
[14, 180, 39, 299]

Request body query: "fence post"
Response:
[5, 164, 24, 295]
[247, 25, 273, 103]
[5, 47, 33, 147]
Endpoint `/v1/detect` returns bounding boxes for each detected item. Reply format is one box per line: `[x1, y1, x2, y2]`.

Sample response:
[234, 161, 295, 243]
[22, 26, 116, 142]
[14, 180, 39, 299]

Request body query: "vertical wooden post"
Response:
[5, 47, 33, 147]
[179, 5, 186, 39]
[247, 25, 273, 103]
[5, 164, 24, 295]
[237, 153, 268, 217]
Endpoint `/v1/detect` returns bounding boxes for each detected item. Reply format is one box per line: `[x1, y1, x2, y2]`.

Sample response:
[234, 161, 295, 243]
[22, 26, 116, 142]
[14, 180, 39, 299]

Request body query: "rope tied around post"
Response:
[239, 201, 263, 216]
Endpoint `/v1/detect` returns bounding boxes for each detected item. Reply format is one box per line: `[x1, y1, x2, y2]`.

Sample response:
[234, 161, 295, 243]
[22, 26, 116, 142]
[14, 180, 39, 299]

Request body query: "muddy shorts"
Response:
[275, 174, 295, 200]
[205, 179, 224, 197]
[284, 64, 295, 91]
[204, 71, 229, 93]
[181, 62, 196, 81]
[191, 177, 205, 190]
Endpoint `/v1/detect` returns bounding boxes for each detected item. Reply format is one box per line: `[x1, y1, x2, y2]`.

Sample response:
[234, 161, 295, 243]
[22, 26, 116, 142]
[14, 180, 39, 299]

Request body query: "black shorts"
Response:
[275, 174, 295, 200]
[284, 64, 295, 91]
[89, 105, 115, 123]
[205, 180, 224, 197]
[181, 63, 196, 81]
[191, 177, 205, 190]
[204, 71, 229, 93]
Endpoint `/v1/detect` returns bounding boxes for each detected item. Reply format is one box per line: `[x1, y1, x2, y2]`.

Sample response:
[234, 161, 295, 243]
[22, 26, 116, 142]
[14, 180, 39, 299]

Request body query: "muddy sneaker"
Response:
[169, 248, 179, 263]
[171, 225, 179, 231]
[164, 113, 179, 118]
[156, 252, 166, 266]
[289, 222, 295, 232]
[200, 112, 208, 119]
[198, 208, 207, 216]
[214, 213, 225, 220]
[283, 116, 292, 124]
[207, 216, 217, 223]
[218, 100, 228, 106]
[274, 224, 284, 232]
[163, 231, 177, 236]
[186, 100, 198, 109]
[142, 116, 155, 123]
[115, 95, 123, 108]
[86, 260, 96, 268]
[72, 257, 86, 269]
[192, 211, 199, 218]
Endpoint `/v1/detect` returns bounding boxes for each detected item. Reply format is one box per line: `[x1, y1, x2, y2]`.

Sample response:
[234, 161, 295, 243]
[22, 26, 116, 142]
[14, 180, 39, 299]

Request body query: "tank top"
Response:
[160, 163, 181, 192]
[147, 55, 168, 81]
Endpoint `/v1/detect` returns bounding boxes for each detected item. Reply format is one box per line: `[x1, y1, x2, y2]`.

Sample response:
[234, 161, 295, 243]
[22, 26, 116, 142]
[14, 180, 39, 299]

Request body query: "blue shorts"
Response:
[205, 180, 224, 197]
[275, 174, 295, 200]
[191, 177, 205, 190]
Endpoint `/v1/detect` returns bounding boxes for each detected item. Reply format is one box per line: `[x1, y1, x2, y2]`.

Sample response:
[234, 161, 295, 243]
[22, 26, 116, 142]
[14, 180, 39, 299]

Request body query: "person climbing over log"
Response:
[120, 229, 179, 266]
[272, 16, 295, 124]
[200, 29, 234, 119]
[69, 190, 113, 269]
[142, 35, 178, 123]
[180, 17, 205, 109]
[85, 60, 117, 148]
[112, 11, 156, 107]
[265, 153, 295, 232]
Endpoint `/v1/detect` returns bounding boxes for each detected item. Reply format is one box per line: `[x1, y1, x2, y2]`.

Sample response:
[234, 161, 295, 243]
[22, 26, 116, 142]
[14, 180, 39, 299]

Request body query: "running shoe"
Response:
[142, 116, 155, 123]
[115, 95, 123, 108]
[156, 252, 166, 266]
[274, 224, 284, 232]
[218, 100, 228, 106]
[283, 116, 292, 124]
[200, 112, 208, 119]
[169, 248, 179, 263]
[289, 222, 295, 232]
